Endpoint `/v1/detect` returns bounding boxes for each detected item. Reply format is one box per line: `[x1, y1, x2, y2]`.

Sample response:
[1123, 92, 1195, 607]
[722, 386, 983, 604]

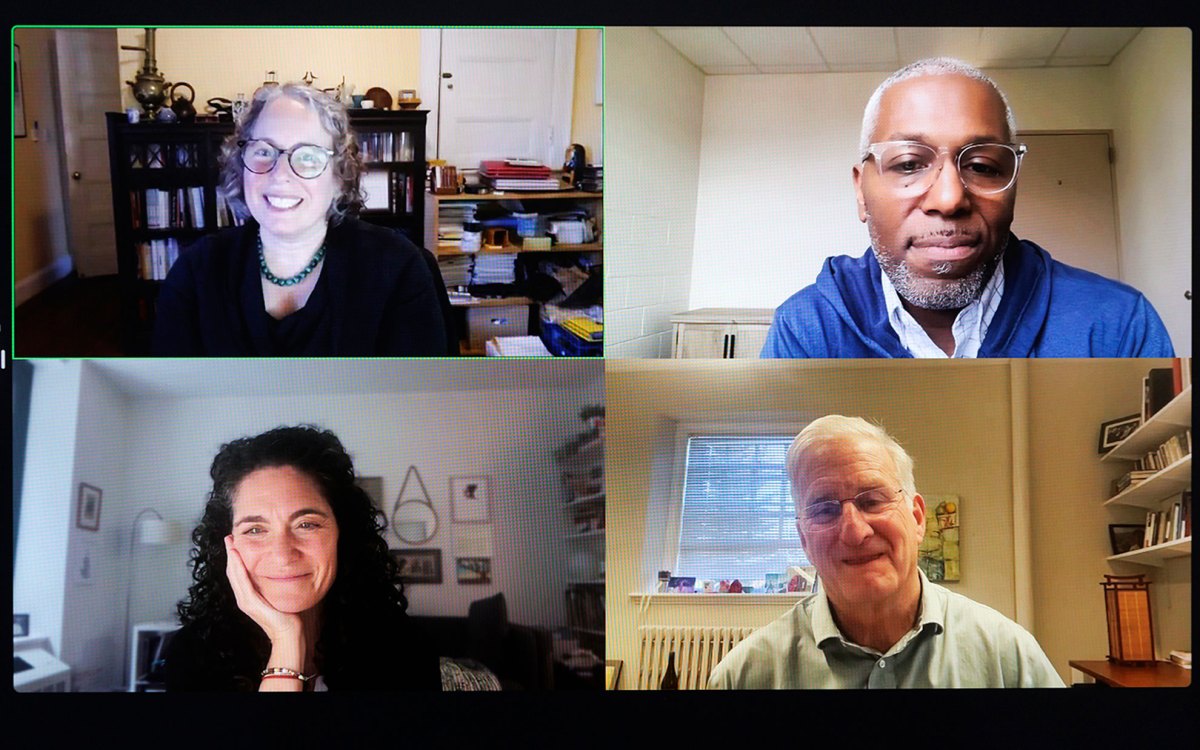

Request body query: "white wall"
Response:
[687, 66, 1116, 312]
[605, 28, 706, 357]
[15, 360, 603, 690]
[1109, 27, 1192, 355]
[13, 361, 83, 658]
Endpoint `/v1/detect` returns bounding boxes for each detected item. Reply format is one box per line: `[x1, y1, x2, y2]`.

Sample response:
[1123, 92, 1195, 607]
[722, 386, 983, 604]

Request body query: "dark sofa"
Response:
[410, 593, 554, 690]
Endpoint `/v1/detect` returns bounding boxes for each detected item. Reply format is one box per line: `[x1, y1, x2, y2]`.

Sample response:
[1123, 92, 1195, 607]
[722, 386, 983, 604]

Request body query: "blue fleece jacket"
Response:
[761, 239, 1174, 358]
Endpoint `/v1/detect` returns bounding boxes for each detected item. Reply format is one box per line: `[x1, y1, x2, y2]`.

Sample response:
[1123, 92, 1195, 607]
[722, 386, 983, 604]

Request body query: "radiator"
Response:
[636, 625, 756, 690]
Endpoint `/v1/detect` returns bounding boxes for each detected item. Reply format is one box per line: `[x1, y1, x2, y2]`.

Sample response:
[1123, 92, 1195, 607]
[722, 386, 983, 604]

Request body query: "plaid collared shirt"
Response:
[879, 254, 1005, 358]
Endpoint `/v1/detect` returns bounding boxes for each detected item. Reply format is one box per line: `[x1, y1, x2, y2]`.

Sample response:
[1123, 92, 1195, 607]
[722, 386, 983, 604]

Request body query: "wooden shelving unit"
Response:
[106, 110, 427, 354]
[425, 186, 602, 355]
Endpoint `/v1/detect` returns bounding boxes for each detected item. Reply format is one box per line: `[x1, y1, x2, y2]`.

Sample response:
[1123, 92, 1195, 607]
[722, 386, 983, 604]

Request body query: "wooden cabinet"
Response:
[106, 110, 427, 354]
[671, 308, 773, 359]
[425, 188, 602, 356]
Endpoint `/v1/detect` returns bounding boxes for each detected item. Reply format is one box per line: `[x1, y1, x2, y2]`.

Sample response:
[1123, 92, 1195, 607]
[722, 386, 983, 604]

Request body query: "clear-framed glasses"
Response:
[862, 141, 1027, 197]
[798, 487, 905, 531]
[239, 139, 334, 179]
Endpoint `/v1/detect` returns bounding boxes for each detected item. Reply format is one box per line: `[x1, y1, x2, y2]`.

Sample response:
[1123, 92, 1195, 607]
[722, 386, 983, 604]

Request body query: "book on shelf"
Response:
[1145, 367, 1176, 420]
[137, 238, 181, 280]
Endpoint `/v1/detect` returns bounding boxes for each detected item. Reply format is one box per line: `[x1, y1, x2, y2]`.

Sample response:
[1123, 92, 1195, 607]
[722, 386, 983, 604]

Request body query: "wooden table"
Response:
[1069, 659, 1191, 687]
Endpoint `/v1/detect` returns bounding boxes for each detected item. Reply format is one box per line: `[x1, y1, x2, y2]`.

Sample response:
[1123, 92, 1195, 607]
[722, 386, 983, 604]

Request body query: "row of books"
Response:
[1132, 430, 1192, 472]
[1143, 491, 1191, 548]
[215, 192, 247, 228]
[1113, 470, 1157, 495]
[136, 238, 181, 280]
[356, 131, 414, 163]
[131, 188, 207, 230]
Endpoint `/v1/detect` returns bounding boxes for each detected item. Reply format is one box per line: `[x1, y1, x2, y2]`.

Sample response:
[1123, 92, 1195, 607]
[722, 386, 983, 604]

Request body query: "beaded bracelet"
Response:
[261, 667, 314, 683]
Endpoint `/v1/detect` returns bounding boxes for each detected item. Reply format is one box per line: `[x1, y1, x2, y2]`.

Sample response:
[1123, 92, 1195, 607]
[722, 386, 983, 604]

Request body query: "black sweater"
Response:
[151, 218, 451, 356]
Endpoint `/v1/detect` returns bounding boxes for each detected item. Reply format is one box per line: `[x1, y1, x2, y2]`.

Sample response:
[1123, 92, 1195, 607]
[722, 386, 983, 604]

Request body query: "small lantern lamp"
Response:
[1101, 574, 1156, 664]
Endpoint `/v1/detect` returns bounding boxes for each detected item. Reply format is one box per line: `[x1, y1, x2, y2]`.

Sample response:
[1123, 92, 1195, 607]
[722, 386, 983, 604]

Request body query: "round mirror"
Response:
[392, 500, 438, 544]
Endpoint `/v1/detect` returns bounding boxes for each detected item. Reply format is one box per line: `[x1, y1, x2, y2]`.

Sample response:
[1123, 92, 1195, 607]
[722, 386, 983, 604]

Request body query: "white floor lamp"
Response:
[122, 508, 180, 691]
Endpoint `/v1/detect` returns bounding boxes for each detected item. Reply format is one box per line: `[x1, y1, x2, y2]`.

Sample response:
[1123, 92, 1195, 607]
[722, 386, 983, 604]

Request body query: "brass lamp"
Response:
[1101, 574, 1156, 664]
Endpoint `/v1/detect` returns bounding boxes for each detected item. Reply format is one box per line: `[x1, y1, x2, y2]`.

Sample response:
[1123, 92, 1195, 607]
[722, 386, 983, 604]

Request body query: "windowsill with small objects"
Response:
[627, 592, 811, 606]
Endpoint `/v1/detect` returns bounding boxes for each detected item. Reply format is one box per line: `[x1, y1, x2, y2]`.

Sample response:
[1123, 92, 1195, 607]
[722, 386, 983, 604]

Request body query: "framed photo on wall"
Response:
[1108, 524, 1145, 555]
[76, 483, 102, 531]
[391, 548, 443, 584]
[450, 476, 490, 522]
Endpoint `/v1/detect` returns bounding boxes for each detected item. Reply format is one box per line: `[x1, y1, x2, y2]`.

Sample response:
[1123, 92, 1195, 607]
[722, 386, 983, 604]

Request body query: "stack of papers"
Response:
[439, 256, 472, 288]
[486, 336, 553, 357]
[471, 253, 517, 285]
[479, 160, 561, 191]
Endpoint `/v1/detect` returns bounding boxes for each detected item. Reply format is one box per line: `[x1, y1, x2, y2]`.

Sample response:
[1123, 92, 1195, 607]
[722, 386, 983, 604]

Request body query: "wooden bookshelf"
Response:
[426, 186, 602, 356]
[106, 110, 427, 354]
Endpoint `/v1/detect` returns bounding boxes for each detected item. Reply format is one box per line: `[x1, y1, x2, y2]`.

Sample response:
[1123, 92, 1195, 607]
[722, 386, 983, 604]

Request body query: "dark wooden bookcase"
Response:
[105, 109, 428, 354]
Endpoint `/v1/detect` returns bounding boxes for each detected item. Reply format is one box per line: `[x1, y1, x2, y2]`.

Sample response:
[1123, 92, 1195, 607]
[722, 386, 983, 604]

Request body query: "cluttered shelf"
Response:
[436, 241, 602, 256]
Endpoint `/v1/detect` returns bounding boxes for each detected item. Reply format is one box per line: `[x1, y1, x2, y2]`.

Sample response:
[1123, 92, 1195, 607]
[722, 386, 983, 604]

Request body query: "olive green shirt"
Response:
[708, 570, 1065, 689]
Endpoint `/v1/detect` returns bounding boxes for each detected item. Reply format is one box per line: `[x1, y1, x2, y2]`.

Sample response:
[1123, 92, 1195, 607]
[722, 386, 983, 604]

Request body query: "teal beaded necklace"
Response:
[258, 233, 326, 287]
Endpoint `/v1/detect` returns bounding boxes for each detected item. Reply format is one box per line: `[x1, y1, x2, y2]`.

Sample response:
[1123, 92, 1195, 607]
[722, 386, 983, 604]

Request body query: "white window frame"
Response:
[659, 420, 808, 581]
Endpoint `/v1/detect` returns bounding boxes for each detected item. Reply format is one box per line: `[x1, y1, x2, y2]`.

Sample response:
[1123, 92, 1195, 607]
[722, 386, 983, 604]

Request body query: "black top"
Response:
[163, 607, 441, 691]
[151, 218, 451, 356]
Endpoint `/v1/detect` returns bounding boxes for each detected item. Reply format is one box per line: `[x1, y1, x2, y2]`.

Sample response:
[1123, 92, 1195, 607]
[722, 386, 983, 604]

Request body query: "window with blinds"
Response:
[675, 434, 810, 585]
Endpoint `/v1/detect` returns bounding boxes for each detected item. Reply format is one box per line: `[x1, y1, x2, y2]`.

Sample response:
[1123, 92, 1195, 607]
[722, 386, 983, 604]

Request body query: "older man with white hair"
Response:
[708, 415, 1064, 688]
[761, 57, 1172, 358]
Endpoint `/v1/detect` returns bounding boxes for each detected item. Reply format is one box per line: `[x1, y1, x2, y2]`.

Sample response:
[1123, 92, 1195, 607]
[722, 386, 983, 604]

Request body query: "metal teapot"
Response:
[121, 28, 170, 117]
[169, 82, 197, 122]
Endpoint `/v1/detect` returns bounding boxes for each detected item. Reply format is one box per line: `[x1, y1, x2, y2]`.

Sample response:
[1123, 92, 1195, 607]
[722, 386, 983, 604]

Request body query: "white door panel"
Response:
[54, 29, 121, 277]
[436, 29, 575, 168]
[1011, 132, 1120, 281]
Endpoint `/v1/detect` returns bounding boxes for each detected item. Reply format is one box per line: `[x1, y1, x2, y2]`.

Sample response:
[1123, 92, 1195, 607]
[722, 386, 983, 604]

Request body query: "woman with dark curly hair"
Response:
[151, 83, 451, 356]
[164, 425, 439, 691]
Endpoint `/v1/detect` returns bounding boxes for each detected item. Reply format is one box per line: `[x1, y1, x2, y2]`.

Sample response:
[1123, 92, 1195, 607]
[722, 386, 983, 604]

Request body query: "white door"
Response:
[53, 29, 121, 277]
[434, 29, 575, 169]
[1011, 132, 1120, 281]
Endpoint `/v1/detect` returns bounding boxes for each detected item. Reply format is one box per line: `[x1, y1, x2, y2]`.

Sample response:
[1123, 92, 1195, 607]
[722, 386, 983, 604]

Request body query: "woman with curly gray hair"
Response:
[152, 83, 450, 356]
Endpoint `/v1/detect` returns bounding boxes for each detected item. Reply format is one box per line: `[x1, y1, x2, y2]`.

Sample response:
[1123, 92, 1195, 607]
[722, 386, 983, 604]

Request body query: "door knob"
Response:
[72, 171, 82, 180]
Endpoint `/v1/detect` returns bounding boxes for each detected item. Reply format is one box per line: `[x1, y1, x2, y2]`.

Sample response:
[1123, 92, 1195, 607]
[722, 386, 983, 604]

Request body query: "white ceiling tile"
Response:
[1047, 56, 1116, 67]
[811, 27, 898, 66]
[722, 27, 825, 67]
[702, 65, 761, 75]
[978, 58, 1052, 69]
[654, 27, 752, 68]
[896, 28, 982, 64]
[829, 62, 897, 73]
[1053, 27, 1141, 60]
[977, 27, 1067, 63]
[758, 63, 830, 74]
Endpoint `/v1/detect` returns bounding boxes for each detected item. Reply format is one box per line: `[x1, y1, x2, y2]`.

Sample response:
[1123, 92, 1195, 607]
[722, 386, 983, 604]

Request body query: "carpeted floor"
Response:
[14, 274, 126, 357]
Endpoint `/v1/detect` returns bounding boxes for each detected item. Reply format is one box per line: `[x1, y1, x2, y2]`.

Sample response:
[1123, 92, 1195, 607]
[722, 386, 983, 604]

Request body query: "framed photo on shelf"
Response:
[450, 476, 490, 522]
[1098, 414, 1140, 454]
[76, 483, 102, 531]
[14, 614, 30, 638]
[1108, 524, 1145, 555]
[390, 548, 443, 584]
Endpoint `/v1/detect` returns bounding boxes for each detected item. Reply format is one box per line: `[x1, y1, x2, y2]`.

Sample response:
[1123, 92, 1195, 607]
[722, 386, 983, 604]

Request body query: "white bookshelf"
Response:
[1101, 386, 1191, 462]
[1106, 537, 1191, 567]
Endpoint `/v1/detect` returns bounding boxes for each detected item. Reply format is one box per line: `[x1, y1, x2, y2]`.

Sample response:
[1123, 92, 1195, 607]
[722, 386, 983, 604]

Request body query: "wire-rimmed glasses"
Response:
[862, 141, 1027, 197]
[798, 487, 905, 532]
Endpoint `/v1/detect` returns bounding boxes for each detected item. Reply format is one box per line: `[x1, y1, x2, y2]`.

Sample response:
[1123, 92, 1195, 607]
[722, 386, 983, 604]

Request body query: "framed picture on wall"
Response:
[76, 483, 102, 531]
[450, 476, 490, 522]
[456, 557, 492, 585]
[391, 548, 443, 584]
